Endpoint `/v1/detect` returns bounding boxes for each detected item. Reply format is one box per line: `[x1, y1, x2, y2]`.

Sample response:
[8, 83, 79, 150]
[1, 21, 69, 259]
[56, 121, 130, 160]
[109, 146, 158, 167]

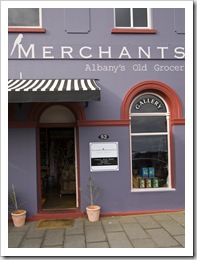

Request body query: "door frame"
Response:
[37, 123, 80, 213]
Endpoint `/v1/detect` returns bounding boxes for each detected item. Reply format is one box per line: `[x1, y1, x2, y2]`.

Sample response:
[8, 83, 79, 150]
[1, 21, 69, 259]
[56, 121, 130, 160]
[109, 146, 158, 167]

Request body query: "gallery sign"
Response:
[9, 34, 185, 60]
[90, 142, 119, 172]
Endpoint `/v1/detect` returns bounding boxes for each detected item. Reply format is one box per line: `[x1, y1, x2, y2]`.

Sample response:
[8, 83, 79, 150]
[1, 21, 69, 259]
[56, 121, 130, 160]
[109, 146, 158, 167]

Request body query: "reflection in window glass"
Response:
[133, 8, 148, 27]
[131, 116, 167, 133]
[132, 136, 168, 188]
[8, 8, 40, 27]
[115, 8, 131, 27]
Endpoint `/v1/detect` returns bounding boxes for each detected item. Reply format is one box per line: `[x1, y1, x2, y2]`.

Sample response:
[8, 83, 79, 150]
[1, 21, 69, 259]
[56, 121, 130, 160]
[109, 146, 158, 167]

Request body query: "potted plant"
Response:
[82, 177, 102, 222]
[8, 184, 27, 227]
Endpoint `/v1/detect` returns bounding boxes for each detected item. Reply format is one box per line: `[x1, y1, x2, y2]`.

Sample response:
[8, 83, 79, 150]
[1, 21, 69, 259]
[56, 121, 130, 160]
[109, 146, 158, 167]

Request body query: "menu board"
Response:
[90, 142, 119, 171]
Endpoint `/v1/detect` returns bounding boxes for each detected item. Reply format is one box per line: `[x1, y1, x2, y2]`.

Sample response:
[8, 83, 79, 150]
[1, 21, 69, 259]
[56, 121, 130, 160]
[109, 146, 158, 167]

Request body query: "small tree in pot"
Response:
[82, 177, 102, 222]
[8, 184, 27, 227]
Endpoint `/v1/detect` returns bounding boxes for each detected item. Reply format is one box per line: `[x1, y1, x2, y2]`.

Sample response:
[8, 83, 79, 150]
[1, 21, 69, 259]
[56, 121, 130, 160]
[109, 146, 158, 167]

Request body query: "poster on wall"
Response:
[90, 142, 119, 171]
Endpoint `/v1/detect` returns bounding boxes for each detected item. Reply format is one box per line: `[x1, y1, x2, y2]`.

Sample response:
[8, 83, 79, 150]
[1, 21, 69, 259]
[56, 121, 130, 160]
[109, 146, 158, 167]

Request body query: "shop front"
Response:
[8, 8, 185, 219]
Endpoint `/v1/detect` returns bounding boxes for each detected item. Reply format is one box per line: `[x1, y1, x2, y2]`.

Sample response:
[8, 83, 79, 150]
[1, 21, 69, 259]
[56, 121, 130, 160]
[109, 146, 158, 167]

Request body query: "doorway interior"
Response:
[40, 128, 77, 210]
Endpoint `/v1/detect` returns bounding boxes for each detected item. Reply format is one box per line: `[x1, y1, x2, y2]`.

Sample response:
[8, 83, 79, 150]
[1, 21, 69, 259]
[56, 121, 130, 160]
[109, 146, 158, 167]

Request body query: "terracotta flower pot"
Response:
[86, 205, 100, 222]
[11, 210, 26, 227]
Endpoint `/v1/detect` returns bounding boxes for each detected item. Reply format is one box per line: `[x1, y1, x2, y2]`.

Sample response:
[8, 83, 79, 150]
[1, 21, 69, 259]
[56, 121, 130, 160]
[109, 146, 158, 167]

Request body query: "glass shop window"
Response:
[130, 93, 171, 190]
[114, 8, 151, 28]
[8, 8, 41, 27]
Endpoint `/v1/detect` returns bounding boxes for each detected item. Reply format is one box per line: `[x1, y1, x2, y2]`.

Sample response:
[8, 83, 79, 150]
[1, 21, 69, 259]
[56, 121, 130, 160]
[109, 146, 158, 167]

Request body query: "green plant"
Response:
[81, 177, 102, 205]
[8, 184, 27, 214]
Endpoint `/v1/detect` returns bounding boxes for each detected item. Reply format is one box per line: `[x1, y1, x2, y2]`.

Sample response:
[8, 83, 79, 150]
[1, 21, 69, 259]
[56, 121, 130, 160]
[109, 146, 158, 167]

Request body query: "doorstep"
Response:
[28, 210, 85, 221]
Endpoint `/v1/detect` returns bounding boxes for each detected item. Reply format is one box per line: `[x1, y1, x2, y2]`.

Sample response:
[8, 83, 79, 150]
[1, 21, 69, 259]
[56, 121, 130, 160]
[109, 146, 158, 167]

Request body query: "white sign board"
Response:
[90, 142, 119, 171]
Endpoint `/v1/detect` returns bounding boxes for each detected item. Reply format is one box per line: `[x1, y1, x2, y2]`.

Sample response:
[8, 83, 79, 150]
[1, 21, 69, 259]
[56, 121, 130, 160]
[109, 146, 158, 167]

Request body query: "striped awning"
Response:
[8, 79, 101, 103]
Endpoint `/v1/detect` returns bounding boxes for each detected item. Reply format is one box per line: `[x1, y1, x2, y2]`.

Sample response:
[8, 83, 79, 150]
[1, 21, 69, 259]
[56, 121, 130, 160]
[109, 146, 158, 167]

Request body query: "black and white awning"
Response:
[8, 79, 101, 103]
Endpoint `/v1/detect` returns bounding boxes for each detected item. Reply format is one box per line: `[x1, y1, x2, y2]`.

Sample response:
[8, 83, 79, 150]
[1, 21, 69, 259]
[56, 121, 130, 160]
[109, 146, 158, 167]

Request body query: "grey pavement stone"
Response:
[8, 231, 26, 248]
[8, 222, 14, 231]
[20, 238, 43, 248]
[119, 216, 138, 224]
[131, 238, 157, 248]
[87, 242, 109, 248]
[158, 219, 185, 236]
[152, 213, 172, 222]
[85, 225, 106, 243]
[106, 232, 133, 248]
[146, 228, 180, 247]
[26, 222, 46, 238]
[168, 212, 185, 226]
[64, 234, 85, 248]
[66, 219, 84, 235]
[43, 229, 65, 247]
[9, 222, 31, 232]
[84, 219, 102, 226]
[135, 215, 161, 229]
[122, 223, 149, 240]
[174, 235, 185, 247]
[102, 219, 123, 232]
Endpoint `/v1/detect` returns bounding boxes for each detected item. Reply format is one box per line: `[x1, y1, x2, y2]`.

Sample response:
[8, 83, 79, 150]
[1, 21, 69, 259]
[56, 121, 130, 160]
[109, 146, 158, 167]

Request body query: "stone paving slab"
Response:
[158, 219, 185, 236]
[122, 223, 149, 240]
[131, 238, 157, 248]
[65, 219, 84, 235]
[85, 225, 106, 243]
[134, 215, 161, 229]
[174, 235, 185, 247]
[20, 238, 43, 248]
[146, 228, 180, 247]
[64, 234, 86, 248]
[8, 231, 26, 248]
[106, 232, 133, 248]
[168, 212, 185, 226]
[26, 222, 46, 238]
[87, 242, 109, 248]
[42, 229, 65, 247]
[119, 216, 138, 224]
[101, 219, 123, 232]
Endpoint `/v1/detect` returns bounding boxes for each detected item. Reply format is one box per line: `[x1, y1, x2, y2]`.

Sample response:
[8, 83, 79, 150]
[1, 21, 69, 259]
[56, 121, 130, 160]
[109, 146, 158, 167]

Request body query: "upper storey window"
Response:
[112, 8, 156, 34]
[8, 8, 45, 32]
[115, 8, 150, 28]
[8, 8, 41, 27]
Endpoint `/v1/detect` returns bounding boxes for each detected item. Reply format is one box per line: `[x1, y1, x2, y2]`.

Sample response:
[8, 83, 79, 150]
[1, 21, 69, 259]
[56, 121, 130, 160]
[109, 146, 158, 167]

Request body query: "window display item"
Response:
[141, 168, 148, 178]
[148, 167, 155, 178]
[146, 178, 152, 188]
[152, 177, 159, 188]
[139, 178, 145, 188]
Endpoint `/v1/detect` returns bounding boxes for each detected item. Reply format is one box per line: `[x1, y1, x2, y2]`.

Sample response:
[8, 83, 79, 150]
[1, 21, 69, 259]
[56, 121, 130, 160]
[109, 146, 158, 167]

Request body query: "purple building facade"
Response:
[8, 8, 185, 219]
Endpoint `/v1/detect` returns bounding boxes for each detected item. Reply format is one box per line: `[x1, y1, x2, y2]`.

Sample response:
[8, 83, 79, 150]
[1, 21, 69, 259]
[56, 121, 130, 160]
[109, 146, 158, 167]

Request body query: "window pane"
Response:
[115, 8, 131, 27]
[131, 116, 167, 133]
[132, 135, 168, 188]
[131, 94, 167, 113]
[8, 8, 40, 26]
[133, 8, 148, 27]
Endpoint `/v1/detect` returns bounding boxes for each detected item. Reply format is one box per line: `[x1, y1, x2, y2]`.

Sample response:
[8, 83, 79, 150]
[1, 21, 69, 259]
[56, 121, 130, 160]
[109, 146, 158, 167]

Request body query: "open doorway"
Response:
[40, 128, 77, 210]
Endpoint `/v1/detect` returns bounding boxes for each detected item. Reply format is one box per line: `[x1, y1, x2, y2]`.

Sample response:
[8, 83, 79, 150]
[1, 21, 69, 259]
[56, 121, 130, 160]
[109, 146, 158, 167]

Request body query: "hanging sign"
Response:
[90, 142, 119, 172]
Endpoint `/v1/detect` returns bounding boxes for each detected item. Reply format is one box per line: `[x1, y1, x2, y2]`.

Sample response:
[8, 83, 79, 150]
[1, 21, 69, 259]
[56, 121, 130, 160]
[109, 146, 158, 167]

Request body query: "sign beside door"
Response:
[90, 142, 119, 171]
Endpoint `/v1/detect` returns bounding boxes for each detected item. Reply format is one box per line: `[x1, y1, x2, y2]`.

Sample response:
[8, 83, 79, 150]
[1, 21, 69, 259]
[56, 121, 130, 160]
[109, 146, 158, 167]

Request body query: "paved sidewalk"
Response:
[8, 211, 185, 248]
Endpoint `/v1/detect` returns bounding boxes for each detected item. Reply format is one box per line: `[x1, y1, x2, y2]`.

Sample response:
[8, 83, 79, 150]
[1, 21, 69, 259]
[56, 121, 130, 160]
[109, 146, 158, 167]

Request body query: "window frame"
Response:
[8, 8, 45, 33]
[112, 8, 156, 34]
[114, 8, 152, 29]
[130, 93, 172, 192]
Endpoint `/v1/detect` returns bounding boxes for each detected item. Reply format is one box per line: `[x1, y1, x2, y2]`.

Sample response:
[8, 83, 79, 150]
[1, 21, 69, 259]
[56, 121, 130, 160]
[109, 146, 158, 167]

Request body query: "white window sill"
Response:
[131, 188, 176, 192]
